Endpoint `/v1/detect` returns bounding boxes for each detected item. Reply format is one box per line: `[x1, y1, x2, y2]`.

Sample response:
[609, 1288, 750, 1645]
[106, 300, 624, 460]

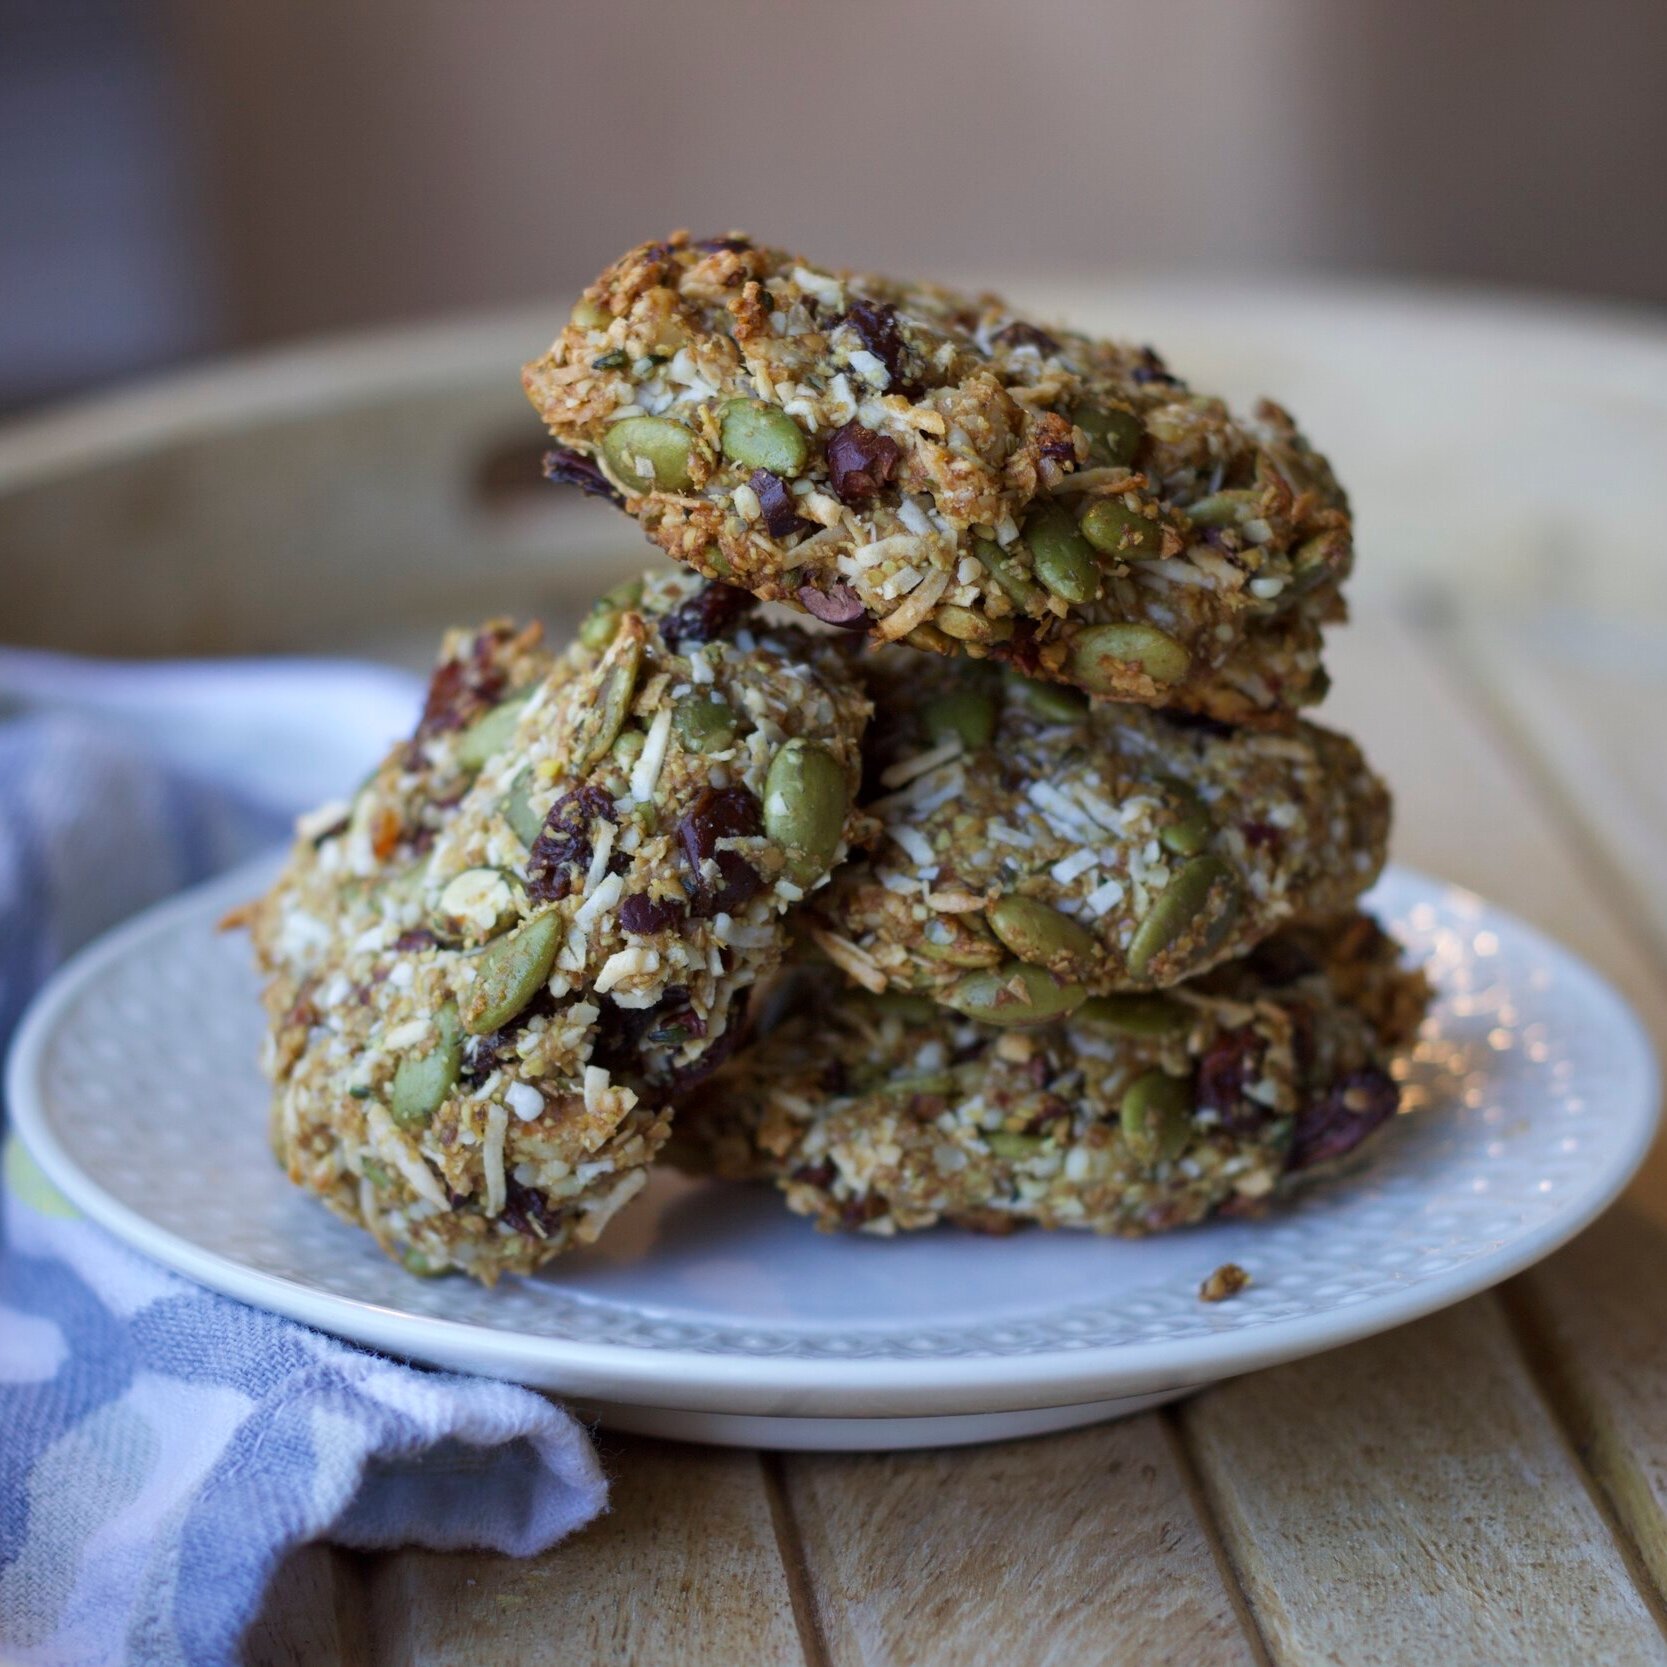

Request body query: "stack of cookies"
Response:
[249, 233, 1427, 1281]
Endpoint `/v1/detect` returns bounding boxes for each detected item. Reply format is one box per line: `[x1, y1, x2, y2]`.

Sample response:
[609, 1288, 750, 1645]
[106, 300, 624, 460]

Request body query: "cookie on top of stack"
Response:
[247, 232, 1427, 1279]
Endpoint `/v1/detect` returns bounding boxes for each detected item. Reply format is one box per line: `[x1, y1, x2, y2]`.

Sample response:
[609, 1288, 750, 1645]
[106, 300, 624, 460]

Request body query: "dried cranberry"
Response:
[695, 234, 752, 254]
[501, 1178, 561, 1240]
[658, 581, 756, 650]
[990, 619, 1045, 677]
[1241, 820, 1282, 851]
[416, 628, 510, 738]
[1195, 1028, 1269, 1133]
[661, 997, 749, 1091]
[838, 1193, 887, 1228]
[825, 421, 900, 505]
[1131, 346, 1181, 387]
[1287, 1067, 1399, 1171]
[797, 580, 872, 631]
[838, 300, 919, 394]
[1162, 710, 1237, 741]
[460, 989, 556, 1086]
[542, 445, 624, 506]
[392, 929, 437, 953]
[527, 785, 616, 904]
[994, 320, 1059, 355]
[1245, 936, 1321, 988]
[749, 468, 809, 538]
[619, 891, 686, 935]
[792, 1160, 837, 1189]
[1039, 430, 1079, 467]
[677, 785, 763, 917]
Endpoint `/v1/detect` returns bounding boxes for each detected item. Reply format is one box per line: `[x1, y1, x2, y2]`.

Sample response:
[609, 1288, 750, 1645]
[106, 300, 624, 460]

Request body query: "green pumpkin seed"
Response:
[1023, 503, 1100, 605]
[920, 912, 1004, 968]
[1185, 489, 1259, 530]
[612, 729, 646, 767]
[719, 399, 808, 477]
[922, 686, 998, 752]
[400, 1248, 450, 1278]
[389, 1003, 462, 1130]
[879, 1070, 958, 1099]
[433, 867, 521, 944]
[674, 693, 738, 754]
[986, 894, 1100, 980]
[569, 297, 610, 330]
[1072, 402, 1144, 468]
[973, 535, 1046, 612]
[501, 767, 545, 847]
[1079, 500, 1164, 560]
[1126, 855, 1240, 978]
[1157, 780, 1214, 857]
[935, 605, 1012, 644]
[1120, 1069, 1192, 1163]
[1075, 993, 1192, 1038]
[461, 912, 561, 1035]
[986, 1130, 1047, 1160]
[764, 740, 848, 884]
[570, 622, 642, 772]
[455, 690, 532, 773]
[360, 1157, 392, 1187]
[1003, 669, 1088, 724]
[1066, 623, 1190, 691]
[944, 961, 1085, 1027]
[859, 990, 942, 1025]
[1290, 530, 1346, 592]
[602, 416, 697, 493]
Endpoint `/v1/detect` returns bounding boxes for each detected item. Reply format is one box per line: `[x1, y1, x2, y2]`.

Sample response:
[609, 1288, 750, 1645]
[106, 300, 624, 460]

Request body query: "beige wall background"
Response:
[164, 0, 1667, 347]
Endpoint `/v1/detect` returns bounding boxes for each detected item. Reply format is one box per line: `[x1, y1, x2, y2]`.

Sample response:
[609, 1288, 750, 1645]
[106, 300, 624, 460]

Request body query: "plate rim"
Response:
[8, 853, 1660, 1417]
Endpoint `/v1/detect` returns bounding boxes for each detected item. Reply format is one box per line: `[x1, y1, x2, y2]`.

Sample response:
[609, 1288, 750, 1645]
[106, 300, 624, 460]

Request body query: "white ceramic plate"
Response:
[9, 856, 1658, 1450]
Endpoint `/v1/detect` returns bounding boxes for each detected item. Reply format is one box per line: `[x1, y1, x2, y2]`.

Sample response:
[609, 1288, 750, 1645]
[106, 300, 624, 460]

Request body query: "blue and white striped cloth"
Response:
[0, 651, 607, 1667]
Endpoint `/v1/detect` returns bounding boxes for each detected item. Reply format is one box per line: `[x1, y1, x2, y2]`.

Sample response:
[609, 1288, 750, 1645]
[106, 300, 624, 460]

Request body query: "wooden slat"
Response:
[243, 1544, 367, 1667]
[1183, 1298, 1667, 1667]
[782, 1415, 1263, 1667]
[357, 1437, 806, 1666]
[1511, 1207, 1667, 1611]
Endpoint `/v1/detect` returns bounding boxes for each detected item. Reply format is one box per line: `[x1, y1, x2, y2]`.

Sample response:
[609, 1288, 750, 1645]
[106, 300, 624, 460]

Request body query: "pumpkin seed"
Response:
[1075, 993, 1192, 1038]
[986, 1130, 1047, 1160]
[1003, 669, 1088, 723]
[400, 1249, 450, 1277]
[920, 912, 1005, 968]
[501, 767, 545, 847]
[570, 621, 642, 772]
[601, 416, 697, 492]
[674, 693, 738, 754]
[389, 1003, 462, 1130]
[1072, 402, 1144, 467]
[972, 535, 1045, 612]
[922, 685, 998, 752]
[1024, 503, 1100, 604]
[455, 690, 532, 773]
[987, 894, 1100, 980]
[944, 961, 1086, 1026]
[1185, 489, 1259, 530]
[1120, 1069, 1192, 1163]
[878, 1070, 958, 1098]
[1126, 854, 1240, 978]
[764, 740, 848, 883]
[719, 398, 808, 477]
[1158, 780, 1214, 857]
[1079, 500, 1163, 560]
[859, 990, 942, 1025]
[935, 605, 1012, 644]
[1066, 623, 1190, 691]
[579, 576, 645, 652]
[461, 912, 561, 1035]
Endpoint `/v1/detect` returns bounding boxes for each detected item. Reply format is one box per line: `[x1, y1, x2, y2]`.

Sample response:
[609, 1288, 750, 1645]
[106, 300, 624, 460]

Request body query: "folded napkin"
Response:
[0, 651, 608, 1667]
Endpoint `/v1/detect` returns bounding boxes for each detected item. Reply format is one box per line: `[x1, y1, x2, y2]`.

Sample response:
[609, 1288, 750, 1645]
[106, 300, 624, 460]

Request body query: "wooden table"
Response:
[6, 282, 1665, 1666]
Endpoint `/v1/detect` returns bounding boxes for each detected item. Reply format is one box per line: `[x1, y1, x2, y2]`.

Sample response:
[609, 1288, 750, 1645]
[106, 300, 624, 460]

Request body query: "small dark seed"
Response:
[750, 468, 809, 538]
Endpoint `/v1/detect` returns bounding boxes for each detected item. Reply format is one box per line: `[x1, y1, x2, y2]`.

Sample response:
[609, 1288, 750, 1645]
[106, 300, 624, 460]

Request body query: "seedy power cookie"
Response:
[250, 571, 872, 1280]
[805, 652, 1388, 1012]
[523, 231, 1352, 724]
[674, 915, 1429, 1237]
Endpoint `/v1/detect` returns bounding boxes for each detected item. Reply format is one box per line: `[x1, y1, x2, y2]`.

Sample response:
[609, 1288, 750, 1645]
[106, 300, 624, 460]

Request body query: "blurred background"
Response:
[6, 0, 1667, 410]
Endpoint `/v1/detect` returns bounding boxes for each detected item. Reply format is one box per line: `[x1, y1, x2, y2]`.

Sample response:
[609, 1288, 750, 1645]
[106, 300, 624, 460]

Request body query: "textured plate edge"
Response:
[7, 853, 1661, 1418]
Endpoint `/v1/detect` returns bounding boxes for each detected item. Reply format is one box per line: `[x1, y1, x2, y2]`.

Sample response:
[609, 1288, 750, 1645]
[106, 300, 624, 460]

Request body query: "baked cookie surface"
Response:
[524, 232, 1352, 723]
[675, 915, 1429, 1237]
[806, 652, 1388, 1008]
[250, 573, 872, 1280]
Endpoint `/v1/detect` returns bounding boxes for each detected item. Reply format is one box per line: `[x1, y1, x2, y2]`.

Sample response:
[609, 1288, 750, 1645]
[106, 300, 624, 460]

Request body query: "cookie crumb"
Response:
[1200, 1263, 1251, 1303]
